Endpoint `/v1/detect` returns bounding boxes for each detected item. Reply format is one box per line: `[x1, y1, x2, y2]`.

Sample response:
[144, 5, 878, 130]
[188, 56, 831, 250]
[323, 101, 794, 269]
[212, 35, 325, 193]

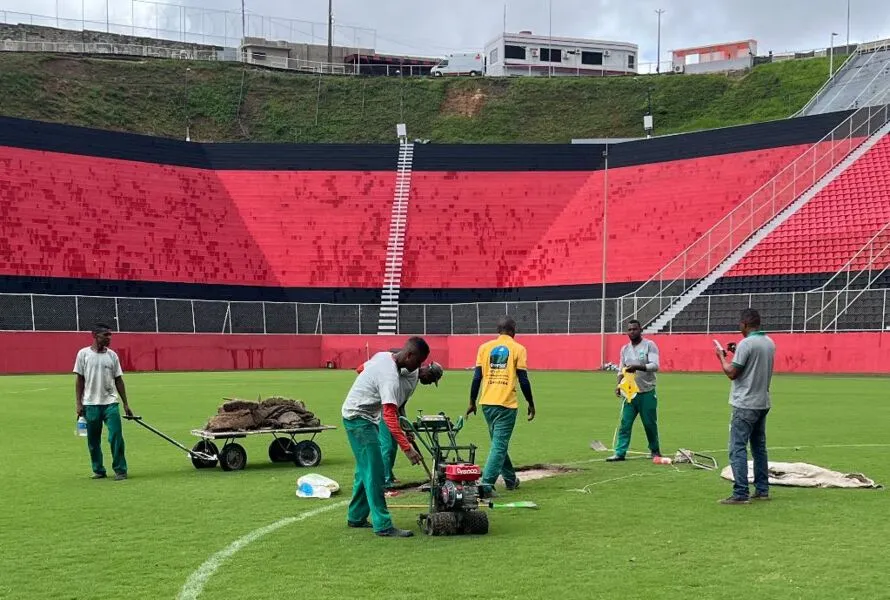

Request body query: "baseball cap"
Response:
[426, 361, 444, 386]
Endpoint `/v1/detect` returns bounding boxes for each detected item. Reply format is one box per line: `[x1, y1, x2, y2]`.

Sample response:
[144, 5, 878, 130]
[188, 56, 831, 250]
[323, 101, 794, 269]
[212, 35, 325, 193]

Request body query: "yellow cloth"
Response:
[617, 369, 639, 402]
[476, 335, 529, 409]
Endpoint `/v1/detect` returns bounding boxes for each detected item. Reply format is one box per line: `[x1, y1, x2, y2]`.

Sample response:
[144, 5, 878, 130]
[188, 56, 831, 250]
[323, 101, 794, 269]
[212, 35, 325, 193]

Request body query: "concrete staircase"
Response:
[377, 141, 414, 334]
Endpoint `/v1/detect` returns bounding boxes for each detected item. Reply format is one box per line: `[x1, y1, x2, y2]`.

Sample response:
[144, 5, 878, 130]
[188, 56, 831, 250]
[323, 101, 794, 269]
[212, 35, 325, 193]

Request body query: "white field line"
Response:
[178, 500, 348, 600]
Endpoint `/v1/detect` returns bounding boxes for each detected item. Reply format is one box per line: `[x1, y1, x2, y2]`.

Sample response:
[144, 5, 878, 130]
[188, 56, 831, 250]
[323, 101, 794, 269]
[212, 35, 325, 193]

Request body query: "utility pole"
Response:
[846, 0, 851, 50]
[655, 9, 665, 73]
[548, 0, 552, 78]
[327, 0, 334, 70]
[241, 0, 246, 38]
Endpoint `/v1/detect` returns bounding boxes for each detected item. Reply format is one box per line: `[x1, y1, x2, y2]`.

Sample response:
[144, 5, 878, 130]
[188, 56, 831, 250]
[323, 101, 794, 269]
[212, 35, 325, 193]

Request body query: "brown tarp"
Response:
[204, 397, 322, 432]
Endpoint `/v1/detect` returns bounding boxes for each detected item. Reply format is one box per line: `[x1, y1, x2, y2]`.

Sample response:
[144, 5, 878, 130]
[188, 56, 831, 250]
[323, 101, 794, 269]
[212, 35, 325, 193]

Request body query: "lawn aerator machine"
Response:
[400, 411, 489, 536]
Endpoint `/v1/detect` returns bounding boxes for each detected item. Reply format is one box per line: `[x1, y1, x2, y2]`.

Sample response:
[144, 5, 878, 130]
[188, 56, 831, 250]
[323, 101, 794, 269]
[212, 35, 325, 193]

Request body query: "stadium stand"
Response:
[710, 133, 890, 293]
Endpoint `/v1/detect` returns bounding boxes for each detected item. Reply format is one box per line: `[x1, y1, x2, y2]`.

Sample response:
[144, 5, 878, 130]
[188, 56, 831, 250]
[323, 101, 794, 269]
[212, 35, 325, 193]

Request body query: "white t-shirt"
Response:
[73, 347, 124, 406]
[341, 352, 401, 423]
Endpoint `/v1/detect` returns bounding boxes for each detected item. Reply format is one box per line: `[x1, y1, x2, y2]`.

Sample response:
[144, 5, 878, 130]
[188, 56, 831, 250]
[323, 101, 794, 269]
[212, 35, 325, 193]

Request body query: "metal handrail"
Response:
[817, 220, 890, 291]
[624, 100, 890, 324]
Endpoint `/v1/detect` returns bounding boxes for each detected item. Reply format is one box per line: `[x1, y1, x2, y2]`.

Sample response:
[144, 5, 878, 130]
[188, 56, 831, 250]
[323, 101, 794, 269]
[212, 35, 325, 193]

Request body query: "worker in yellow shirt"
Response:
[466, 316, 536, 497]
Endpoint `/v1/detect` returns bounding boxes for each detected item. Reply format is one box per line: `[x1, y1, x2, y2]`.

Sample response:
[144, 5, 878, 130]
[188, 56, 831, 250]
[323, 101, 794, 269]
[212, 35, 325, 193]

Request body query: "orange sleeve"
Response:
[382, 404, 412, 452]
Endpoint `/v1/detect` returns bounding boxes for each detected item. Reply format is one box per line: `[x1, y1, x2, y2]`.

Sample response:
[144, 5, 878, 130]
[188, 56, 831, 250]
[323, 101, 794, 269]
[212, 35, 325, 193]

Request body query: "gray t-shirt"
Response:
[729, 332, 775, 409]
[618, 339, 659, 392]
[341, 352, 401, 423]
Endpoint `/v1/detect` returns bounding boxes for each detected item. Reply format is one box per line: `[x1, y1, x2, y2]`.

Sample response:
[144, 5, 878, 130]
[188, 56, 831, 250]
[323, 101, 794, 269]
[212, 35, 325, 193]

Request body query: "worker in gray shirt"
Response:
[716, 308, 776, 505]
[607, 319, 662, 462]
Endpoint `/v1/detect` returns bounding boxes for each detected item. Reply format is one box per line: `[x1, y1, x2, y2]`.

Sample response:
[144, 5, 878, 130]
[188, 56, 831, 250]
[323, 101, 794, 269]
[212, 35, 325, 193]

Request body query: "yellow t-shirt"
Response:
[476, 335, 528, 409]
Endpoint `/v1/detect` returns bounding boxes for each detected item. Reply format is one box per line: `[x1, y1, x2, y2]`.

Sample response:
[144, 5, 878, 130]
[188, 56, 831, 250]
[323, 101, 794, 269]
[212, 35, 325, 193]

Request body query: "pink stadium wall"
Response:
[0, 332, 886, 375]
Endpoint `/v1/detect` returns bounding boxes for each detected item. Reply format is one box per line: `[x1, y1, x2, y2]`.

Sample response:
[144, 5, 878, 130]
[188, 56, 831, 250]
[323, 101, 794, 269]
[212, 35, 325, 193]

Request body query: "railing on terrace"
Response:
[0, 290, 887, 335]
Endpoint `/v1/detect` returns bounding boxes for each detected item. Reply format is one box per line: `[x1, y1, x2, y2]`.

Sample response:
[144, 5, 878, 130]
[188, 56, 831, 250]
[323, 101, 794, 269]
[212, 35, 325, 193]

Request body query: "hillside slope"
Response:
[0, 53, 833, 143]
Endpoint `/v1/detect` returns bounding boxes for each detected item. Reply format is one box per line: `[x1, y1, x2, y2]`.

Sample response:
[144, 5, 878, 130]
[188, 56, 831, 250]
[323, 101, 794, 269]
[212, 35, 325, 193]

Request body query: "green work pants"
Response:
[481, 405, 518, 490]
[378, 422, 398, 488]
[343, 417, 393, 533]
[85, 403, 127, 476]
[614, 389, 660, 458]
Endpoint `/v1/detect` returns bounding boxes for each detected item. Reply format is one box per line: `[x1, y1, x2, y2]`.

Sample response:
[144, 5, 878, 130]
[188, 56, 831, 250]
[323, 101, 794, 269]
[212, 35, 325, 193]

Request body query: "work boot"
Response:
[505, 477, 520, 491]
[719, 496, 751, 505]
[347, 520, 372, 528]
[605, 455, 625, 462]
[375, 527, 414, 538]
[479, 485, 498, 499]
[114, 473, 128, 481]
[751, 493, 771, 501]
[91, 473, 107, 480]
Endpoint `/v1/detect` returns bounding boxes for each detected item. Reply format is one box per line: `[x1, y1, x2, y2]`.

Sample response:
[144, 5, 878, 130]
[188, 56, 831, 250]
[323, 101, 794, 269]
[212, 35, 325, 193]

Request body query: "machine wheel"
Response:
[293, 440, 322, 468]
[190, 441, 219, 469]
[469, 70, 479, 76]
[423, 512, 458, 536]
[268, 438, 297, 463]
[462, 510, 489, 535]
[219, 443, 247, 471]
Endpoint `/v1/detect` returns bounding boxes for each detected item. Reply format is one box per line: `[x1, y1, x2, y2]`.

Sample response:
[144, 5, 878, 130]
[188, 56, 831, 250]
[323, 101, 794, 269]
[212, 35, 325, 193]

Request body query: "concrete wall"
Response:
[0, 23, 222, 51]
[241, 36, 373, 64]
[2, 332, 888, 374]
[681, 56, 754, 74]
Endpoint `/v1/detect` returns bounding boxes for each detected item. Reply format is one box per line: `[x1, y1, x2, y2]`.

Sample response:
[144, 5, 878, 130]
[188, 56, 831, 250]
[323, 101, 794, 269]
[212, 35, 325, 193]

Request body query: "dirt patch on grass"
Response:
[391, 464, 578, 492]
[40, 57, 90, 78]
[441, 86, 487, 117]
[506, 464, 578, 483]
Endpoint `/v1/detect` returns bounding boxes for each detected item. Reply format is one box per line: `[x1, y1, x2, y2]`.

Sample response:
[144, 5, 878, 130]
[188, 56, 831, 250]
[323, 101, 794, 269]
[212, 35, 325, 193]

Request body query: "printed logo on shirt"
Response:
[489, 345, 510, 369]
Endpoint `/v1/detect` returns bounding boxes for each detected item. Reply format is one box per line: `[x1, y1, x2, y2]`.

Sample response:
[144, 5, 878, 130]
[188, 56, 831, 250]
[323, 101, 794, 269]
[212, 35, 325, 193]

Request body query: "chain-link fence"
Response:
[1, 289, 887, 334]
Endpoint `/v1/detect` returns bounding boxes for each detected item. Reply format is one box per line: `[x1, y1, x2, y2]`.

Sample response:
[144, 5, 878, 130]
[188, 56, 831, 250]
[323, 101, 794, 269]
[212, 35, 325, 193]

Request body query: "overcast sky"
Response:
[4, 0, 890, 66]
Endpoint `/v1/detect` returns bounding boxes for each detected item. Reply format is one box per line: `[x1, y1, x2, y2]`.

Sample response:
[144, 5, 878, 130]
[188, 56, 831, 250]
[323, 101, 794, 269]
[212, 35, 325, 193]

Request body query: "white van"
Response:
[430, 52, 485, 77]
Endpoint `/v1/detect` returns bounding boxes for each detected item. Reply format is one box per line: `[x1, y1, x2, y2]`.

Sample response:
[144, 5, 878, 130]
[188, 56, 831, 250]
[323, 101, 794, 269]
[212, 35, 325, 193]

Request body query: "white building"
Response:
[484, 31, 638, 77]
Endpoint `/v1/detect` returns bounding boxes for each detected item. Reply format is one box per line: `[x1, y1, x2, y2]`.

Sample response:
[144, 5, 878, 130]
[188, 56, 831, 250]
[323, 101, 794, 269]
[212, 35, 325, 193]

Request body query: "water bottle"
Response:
[76, 417, 88, 437]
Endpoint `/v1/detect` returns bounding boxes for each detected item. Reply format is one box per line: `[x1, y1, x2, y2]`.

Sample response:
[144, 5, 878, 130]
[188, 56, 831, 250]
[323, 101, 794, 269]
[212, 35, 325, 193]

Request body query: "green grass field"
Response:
[1, 370, 887, 600]
[0, 53, 833, 143]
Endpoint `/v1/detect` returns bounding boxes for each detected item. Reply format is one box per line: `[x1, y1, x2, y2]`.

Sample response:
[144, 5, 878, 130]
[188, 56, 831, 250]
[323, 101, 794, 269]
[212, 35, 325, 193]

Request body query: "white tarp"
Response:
[720, 461, 881, 489]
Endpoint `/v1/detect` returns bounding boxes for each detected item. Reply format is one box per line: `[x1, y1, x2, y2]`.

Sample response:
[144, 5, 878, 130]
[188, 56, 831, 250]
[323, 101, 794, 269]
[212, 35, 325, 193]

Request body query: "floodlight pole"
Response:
[655, 9, 665, 73]
[830, 32, 838, 77]
[600, 144, 609, 368]
[846, 0, 851, 49]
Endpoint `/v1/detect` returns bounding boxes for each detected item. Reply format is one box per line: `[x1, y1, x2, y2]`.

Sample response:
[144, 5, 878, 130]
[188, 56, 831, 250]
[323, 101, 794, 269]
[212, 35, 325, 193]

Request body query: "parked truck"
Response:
[430, 52, 485, 76]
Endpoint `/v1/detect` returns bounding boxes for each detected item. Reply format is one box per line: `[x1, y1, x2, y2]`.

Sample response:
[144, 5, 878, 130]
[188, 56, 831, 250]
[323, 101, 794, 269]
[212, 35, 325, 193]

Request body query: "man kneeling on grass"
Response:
[341, 338, 429, 537]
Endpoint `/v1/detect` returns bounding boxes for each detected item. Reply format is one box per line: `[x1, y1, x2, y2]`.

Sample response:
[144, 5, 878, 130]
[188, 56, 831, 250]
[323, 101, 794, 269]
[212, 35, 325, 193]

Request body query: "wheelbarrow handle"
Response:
[124, 414, 207, 458]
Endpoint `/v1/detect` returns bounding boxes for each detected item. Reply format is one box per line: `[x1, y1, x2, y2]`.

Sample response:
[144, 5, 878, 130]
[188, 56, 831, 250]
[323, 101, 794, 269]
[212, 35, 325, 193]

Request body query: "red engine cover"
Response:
[445, 463, 481, 482]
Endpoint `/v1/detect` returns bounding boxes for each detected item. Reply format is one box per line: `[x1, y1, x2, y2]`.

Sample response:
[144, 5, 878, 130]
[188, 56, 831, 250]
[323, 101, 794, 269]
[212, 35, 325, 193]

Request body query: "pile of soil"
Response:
[204, 396, 321, 432]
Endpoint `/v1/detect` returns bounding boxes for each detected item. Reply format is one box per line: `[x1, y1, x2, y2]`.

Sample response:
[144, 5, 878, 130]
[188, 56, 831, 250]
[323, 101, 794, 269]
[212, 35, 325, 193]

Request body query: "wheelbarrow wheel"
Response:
[293, 440, 322, 468]
[461, 510, 489, 535]
[219, 443, 247, 471]
[268, 438, 296, 463]
[191, 441, 219, 469]
[424, 512, 458, 536]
